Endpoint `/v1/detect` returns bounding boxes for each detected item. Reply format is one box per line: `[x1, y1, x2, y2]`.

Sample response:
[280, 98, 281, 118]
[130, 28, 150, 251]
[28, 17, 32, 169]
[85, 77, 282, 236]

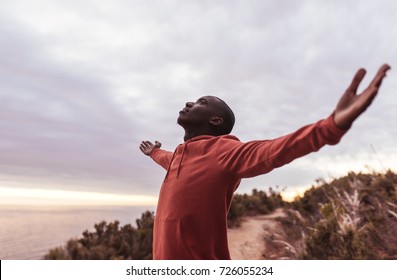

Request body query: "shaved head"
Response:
[177, 95, 236, 141]
[212, 96, 235, 135]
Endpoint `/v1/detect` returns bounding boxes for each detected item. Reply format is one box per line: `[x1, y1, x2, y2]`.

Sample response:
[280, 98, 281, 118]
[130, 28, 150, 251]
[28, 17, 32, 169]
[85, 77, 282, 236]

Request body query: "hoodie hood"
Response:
[164, 134, 240, 181]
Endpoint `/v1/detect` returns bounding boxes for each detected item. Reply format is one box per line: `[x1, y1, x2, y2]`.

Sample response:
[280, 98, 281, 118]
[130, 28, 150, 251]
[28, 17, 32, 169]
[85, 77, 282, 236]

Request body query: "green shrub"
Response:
[44, 211, 154, 260]
[227, 187, 284, 227]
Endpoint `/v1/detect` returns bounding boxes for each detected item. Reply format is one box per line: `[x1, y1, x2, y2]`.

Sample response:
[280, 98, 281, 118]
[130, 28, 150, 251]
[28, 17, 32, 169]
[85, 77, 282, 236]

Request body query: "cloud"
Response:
[0, 14, 157, 194]
[1, 0, 396, 199]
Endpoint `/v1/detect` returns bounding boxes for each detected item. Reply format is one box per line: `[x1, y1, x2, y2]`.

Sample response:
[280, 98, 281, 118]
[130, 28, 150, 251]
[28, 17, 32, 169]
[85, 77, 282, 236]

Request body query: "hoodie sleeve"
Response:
[150, 148, 174, 170]
[217, 114, 348, 179]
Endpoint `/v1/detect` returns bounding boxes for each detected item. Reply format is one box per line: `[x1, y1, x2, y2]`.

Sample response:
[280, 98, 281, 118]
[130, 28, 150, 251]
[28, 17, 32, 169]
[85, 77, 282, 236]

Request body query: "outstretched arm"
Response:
[334, 64, 391, 129]
[218, 64, 391, 179]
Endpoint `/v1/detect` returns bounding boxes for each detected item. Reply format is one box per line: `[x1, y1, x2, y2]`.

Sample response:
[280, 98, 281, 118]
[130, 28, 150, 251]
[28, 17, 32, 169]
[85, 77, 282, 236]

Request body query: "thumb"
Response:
[154, 141, 162, 148]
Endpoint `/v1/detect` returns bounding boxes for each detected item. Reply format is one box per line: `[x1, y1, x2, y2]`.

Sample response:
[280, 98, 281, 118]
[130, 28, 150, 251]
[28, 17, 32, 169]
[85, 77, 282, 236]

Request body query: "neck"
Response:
[182, 127, 214, 142]
[183, 131, 202, 142]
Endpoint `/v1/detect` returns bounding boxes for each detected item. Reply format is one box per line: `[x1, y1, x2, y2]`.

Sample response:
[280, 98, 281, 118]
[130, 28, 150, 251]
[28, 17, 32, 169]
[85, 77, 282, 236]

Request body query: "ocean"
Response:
[0, 205, 156, 260]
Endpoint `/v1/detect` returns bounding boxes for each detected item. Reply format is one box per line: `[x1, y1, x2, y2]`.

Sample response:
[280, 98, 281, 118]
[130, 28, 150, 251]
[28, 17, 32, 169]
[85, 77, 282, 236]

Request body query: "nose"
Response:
[185, 102, 194, 108]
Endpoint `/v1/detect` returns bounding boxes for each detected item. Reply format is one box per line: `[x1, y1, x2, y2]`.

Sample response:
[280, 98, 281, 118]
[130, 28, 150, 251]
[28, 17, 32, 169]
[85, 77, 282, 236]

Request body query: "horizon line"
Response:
[0, 186, 158, 206]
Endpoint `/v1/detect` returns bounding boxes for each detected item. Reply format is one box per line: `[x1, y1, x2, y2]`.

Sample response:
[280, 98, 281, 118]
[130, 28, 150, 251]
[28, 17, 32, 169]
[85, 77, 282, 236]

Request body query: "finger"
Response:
[347, 68, 366, 94]
[369, 64, 391, 88]
[140, 141, 151, 149]
[142, 141, 153, 147]
[139, 145, 145, 152]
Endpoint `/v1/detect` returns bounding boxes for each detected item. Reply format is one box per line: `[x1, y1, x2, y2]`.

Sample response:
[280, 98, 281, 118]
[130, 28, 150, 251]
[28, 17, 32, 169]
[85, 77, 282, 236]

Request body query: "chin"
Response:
[177, 117, 190, 129]
[177, 116, 184, 125]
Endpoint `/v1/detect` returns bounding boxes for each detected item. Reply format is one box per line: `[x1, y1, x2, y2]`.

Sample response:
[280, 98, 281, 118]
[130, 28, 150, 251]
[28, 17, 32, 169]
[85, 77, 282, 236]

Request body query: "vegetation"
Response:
[276, 170, 397, 259]
[227, 187, 285, 227]
[44, 211, 154, 260]
[45, 171, 397, 260]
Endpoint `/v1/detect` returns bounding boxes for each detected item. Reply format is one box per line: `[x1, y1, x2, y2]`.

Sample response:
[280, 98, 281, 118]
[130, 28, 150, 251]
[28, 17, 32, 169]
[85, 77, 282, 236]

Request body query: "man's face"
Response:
[177, 96, 222, 127]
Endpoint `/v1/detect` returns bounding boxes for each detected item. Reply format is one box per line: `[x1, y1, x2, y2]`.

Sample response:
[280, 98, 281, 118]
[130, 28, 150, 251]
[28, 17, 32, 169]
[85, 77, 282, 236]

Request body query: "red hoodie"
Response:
[149, 114, 347, 259]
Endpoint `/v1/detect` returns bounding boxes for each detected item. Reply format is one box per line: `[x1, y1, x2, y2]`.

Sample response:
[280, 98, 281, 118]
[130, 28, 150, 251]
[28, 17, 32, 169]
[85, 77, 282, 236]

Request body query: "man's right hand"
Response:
[139, 140, 162, 156]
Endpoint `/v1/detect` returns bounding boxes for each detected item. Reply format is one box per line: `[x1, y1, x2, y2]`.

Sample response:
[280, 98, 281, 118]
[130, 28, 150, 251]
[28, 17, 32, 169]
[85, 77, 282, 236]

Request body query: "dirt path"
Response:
[227, 208, 285, 260]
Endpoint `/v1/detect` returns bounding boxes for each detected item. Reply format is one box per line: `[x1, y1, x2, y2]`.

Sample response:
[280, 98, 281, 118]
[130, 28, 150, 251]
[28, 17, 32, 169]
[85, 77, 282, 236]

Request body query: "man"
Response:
[139, 64, 390, 260]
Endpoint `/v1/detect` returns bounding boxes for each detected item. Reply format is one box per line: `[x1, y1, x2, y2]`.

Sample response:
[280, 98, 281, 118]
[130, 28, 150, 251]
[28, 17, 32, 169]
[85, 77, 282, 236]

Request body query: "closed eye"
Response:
[196, 98, 207, 104]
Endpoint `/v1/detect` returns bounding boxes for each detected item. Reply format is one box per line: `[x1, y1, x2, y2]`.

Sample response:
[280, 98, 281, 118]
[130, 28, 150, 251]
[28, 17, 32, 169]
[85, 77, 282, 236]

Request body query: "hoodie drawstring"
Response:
[163, 141, 188, 182]
[176, 143, 187, 178]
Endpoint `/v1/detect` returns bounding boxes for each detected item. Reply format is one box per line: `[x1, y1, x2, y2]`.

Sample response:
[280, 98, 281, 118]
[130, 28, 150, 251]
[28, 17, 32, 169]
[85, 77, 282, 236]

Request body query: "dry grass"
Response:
[274, 171, 397, 259]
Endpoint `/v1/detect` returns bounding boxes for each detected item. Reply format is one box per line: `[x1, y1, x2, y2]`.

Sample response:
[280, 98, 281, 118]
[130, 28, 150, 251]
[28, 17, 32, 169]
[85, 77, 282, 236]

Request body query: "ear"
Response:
[209, 116, 224, 126]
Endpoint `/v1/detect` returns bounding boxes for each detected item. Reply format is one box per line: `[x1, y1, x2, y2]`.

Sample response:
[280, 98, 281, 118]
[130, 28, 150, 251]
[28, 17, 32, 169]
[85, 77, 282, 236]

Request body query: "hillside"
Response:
[228, 170, 397, 259]
[45, 170, 397, 260]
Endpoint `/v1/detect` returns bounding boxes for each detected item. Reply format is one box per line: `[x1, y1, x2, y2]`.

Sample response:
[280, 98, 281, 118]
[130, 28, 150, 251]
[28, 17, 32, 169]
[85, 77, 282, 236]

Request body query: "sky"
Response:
[1, 0, 396, 205]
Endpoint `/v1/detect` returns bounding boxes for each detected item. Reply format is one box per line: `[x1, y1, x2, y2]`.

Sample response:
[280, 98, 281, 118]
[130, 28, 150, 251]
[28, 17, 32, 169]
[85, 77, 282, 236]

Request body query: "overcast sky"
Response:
[1, 0, 396, 203]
